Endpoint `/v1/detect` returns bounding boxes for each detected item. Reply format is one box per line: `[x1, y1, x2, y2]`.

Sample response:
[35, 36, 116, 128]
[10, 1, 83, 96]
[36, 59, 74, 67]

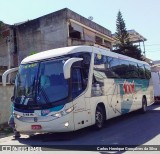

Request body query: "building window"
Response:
[69, 31, 81, 39]
[84, 28, 95, 42]
[95, 36, 103, 44]
[69, 24, 82, 40]
[104, 39, 111, 48]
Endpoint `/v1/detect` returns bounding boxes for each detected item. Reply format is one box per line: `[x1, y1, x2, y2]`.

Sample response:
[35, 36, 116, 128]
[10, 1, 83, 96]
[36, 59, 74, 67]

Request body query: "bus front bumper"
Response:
[14, 113, 74, 135]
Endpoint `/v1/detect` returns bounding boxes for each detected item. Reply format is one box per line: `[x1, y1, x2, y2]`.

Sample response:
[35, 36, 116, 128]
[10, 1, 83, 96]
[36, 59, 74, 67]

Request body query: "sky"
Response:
[0, 0, 159, 61]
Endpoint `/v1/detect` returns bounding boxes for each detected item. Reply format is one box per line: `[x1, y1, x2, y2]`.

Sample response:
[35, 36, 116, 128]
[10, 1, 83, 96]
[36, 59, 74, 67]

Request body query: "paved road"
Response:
[0, 104, 160, 153]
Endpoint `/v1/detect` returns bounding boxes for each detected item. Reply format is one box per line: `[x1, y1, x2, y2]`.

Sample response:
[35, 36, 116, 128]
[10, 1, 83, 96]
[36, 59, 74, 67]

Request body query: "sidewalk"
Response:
[0, 123, 13, 139]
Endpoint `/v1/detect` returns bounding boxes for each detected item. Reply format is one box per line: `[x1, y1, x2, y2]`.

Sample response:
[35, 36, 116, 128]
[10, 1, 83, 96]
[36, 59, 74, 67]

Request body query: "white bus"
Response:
[3, 45, 154, 136]
[151, 61, 160, 103]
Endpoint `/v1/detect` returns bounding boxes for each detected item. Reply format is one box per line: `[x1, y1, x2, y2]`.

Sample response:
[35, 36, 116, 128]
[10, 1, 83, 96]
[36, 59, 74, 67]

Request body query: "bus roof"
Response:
[21, 46, 93, 64]
[21, 45, 149, 66]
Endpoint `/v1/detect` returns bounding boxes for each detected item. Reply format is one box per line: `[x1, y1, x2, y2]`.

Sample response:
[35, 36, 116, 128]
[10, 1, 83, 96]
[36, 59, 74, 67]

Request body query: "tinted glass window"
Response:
[128, 62, 139, 78]
[144, 65, 151, 79]
[94, 54, 106, 83]
[94, 54, 148, 79]
[138, 64, 145, 79]
[94, 54, 104, 65]
[71, 52, 91, 90]
[108, 57, 120, 78]
[37, 59, 69, 104]
[72, 68, 83, 98]
[118, 59, 129, 78]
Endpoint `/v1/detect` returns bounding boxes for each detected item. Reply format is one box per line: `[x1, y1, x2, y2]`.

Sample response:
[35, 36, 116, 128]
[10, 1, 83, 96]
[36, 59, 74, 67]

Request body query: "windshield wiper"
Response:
[19, 95, 35, 105]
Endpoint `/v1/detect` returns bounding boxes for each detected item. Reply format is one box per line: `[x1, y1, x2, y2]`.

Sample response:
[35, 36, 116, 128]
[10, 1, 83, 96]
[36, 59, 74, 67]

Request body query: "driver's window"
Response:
[72, 68, 83, 98]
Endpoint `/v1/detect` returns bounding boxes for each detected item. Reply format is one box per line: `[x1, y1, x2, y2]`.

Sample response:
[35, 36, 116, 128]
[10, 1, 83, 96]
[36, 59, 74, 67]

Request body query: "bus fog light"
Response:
[64, 122, 69, 127]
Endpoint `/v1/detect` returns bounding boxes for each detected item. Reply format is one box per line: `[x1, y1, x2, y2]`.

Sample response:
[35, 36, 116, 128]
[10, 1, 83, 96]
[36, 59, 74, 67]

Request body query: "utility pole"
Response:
[7, 36, 11, 83]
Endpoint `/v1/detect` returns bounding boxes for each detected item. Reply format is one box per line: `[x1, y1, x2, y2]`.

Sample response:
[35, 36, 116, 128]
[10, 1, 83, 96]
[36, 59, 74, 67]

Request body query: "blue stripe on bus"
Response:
[41, 105, 64, 116]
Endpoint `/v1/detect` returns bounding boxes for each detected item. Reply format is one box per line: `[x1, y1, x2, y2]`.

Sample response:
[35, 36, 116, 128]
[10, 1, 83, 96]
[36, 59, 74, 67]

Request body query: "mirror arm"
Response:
[63, 58, 83, 79]
[2, 67, 19, 86]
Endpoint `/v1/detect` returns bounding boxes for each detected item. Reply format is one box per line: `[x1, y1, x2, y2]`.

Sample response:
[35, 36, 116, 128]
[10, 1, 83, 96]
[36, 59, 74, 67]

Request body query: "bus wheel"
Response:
[141, 97, 147, 113]
[94, 106, 105, 129]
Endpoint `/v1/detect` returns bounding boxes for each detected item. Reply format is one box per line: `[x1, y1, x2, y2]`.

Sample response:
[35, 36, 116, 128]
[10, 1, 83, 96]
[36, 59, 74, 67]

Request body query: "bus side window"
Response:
[144, 65, 151, 79]
[72, 68, 83, 99]
[138, 64, 145, 79]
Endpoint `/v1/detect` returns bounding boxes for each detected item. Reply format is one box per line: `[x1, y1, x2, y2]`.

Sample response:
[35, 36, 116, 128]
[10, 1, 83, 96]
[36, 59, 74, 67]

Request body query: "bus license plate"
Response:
[31, 125, 42, 130]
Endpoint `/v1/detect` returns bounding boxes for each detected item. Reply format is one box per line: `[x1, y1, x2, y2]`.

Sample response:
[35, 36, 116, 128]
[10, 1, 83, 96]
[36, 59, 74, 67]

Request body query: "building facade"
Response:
[0, 8, 114, 82]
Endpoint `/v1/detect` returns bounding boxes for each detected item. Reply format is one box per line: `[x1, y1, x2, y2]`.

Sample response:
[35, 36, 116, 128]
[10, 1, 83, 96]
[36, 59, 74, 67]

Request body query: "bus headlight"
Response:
[14, 113, 22, 119]
[65, 106, 74, 113]
[51, 106, 74, 118]
[54, 113, 62, 118]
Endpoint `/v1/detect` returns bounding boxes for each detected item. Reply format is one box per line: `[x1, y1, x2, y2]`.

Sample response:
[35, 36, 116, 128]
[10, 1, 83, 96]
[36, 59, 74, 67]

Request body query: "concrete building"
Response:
[112, 29, 151, 63]
[0, 8, 114, 82]
[112, 29, 147, 55]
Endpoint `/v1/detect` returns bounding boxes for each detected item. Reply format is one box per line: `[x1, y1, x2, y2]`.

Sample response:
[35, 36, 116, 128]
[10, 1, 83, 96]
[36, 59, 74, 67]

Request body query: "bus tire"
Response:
[141, 97, 147, 113]
[94, 106, 105, 130]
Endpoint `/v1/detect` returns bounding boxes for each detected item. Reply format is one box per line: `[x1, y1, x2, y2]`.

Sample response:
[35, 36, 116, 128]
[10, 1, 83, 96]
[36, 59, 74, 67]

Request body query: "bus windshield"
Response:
[14, 59, 69, 107]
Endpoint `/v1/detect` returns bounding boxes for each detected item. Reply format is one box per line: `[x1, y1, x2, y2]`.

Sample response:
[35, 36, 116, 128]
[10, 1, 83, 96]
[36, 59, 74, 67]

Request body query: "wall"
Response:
[0, 84, 14, 124]
[66, 9, 112, 37]
[15, 8, 113, 65]
[67, 9, 113, 49]
[0, 29, 9, 68]
[16, 9, 68, 65]
[0, 25, 16, 83]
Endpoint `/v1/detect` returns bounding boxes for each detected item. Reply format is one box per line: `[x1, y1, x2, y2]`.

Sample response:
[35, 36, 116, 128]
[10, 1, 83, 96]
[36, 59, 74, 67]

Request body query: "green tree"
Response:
[115, 11, 129, 47]
[113, 11, 143, 60]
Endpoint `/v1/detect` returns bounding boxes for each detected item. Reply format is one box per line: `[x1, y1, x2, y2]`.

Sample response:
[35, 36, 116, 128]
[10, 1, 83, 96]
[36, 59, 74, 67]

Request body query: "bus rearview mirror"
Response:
[63, 58, 83, 79]
[2, 67, 19, 86]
